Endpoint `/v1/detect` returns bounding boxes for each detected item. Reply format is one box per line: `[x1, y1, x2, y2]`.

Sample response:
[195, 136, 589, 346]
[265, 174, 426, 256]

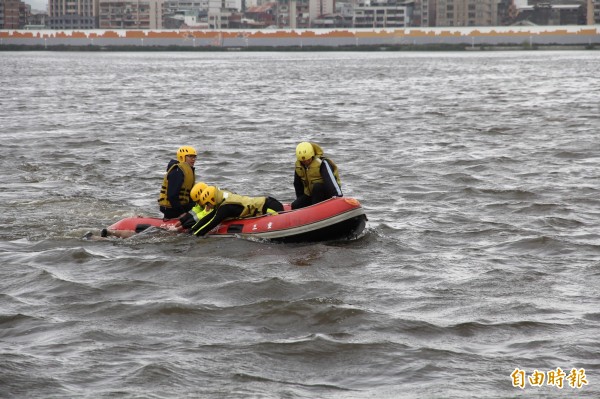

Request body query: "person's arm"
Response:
[320, 160, 343, 198]
[294, 172, 304, 198]
[166, 167, 186, 215]
[178, 205, 209, 230]
[191, 204, 244, 237]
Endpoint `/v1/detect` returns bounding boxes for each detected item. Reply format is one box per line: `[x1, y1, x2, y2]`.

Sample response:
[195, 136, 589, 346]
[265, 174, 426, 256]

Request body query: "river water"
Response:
[1, 50, 599, 398]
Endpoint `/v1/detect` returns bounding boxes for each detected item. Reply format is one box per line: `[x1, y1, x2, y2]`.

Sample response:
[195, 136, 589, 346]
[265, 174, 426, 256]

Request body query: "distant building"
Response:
[435, 0, 499, 26]
[513, 2, 585, 25]
[48, 0, 97, 28]
[162, 0, 208, 28]
[411, 0, 435, 26]
[29, 10, 48, 26]
[352, 0, 413, 28]
[207, 0, 237, 28]
[164, 9, 209, 28]
[163, 0, 209, 12]
[311, 12, 353, 26]
[497, 0, 514, 25]
[16, 0, 597, 30]
[1, 0, 27, 28]
[240, 2, 276, 28]
[98, 0, 164, 29]
[277, 0, 310, 28]
[309, 0, 335, 24]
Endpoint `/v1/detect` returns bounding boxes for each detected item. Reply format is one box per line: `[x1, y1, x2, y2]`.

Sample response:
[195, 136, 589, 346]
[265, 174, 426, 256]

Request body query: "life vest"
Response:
[157, 162, 195, 208]
[189, 204, 209, 222]
[295, 143, 341, 196]
[219, 191, 267, 218]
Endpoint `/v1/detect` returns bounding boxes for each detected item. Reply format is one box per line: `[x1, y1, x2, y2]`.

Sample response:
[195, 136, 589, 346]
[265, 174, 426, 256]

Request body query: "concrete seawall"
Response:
[1, 26, 599, 49]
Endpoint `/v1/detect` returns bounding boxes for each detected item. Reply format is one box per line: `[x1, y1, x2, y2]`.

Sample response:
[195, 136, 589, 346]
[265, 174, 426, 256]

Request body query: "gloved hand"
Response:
[179, 212, 196, 229]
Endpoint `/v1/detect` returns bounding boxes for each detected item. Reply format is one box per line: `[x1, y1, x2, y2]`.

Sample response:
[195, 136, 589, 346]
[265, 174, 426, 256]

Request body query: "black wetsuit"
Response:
[189, 197, 283, 237]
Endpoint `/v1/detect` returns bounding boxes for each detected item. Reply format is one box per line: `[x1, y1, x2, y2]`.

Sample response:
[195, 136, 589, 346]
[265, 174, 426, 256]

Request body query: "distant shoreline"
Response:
[1, 26, 599, 50]
[1, 43, 598, 51]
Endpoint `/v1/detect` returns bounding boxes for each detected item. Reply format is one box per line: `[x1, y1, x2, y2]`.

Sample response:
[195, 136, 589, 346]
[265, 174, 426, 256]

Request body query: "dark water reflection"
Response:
[1, 51, 599, 398]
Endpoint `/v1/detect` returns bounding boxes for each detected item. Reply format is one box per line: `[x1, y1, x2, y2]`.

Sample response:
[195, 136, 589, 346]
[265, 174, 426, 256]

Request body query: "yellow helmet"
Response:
[177, 146, 197, 162]
[199, 186, 222, 206]
[190, 182, 208, 203]
[296, 142, 315, 161]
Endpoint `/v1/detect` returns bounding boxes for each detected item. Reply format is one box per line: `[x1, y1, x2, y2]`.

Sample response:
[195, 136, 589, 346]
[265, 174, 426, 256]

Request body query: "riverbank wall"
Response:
[1, 26, 599, 50]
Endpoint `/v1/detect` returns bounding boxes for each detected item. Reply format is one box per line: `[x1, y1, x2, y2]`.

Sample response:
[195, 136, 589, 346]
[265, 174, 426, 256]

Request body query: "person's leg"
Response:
[291, 194, 312, 210]
[309, 183, 328, 205]
[263, 197, 284, 213]
[160, 206, 180, 220]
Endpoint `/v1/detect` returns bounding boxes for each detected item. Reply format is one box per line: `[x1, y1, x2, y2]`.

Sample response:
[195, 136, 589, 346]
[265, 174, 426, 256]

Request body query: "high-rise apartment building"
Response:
[1, 0, 23, 28]
[435, 0, 498, 26]
[98, 0, 164, 29]
[352, 0, 411, 27]
[309, 0, 334, 25]
[419, 0, 435, 26]
[162, 0, 208, 14]
[48, 0, 97, 28]
[590, 0, 600, 23]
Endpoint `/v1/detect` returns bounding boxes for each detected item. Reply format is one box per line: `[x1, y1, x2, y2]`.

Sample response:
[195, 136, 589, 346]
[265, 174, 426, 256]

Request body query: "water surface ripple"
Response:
[1, 51, 599, 398]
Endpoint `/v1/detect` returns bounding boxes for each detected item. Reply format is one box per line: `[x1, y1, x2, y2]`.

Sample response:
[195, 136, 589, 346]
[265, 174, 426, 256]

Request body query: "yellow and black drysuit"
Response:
[292, 142, 342, 210]
[184, 190, 284, 237]
[157, 159, 196, 219]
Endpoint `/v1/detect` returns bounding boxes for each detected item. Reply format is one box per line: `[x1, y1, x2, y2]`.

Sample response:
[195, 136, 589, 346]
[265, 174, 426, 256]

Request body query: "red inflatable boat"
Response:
[106, 197, 367, 243]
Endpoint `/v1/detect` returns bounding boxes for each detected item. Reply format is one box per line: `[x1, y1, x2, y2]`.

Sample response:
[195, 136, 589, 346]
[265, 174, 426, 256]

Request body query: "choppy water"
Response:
[1, 50, 600, 398]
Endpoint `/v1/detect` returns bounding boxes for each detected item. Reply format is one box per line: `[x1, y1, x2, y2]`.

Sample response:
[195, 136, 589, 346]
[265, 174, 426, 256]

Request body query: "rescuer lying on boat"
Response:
[178, 185, 284, 237]
[176, 181, 210, 230]
[293, 141, 343, 210]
